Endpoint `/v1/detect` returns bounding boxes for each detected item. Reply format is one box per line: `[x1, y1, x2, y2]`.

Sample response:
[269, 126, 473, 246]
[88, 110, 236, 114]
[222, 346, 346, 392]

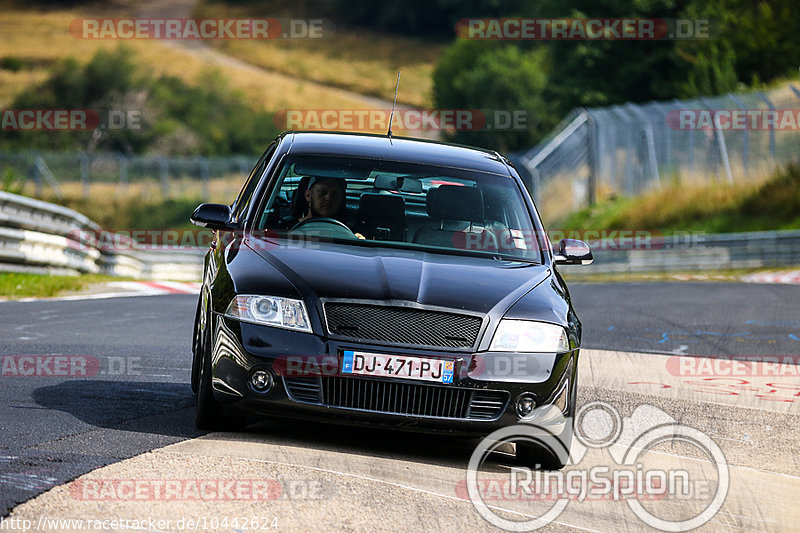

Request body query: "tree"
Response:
[433, 40, 553, 151]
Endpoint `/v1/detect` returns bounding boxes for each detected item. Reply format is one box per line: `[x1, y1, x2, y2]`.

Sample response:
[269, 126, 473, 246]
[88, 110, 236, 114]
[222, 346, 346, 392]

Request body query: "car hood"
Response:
[243, 235, 549, 316]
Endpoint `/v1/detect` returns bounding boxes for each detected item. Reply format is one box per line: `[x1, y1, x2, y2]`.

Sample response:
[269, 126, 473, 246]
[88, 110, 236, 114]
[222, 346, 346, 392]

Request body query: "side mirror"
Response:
[553, 238, 593, 265]
[190, 203, 234, 230]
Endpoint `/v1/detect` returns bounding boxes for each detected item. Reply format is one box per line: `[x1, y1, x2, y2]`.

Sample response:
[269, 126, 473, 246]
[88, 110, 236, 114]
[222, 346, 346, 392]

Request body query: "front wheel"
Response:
[516, 430, 572, 470]
[516, 366, 578, 470]
[190, 298, 203, 394]
[195, 310, 245, 430]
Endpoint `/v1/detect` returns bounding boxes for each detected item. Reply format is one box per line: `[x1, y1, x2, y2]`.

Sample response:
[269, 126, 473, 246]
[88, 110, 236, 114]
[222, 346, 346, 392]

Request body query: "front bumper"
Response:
[209, 316, 578, 436]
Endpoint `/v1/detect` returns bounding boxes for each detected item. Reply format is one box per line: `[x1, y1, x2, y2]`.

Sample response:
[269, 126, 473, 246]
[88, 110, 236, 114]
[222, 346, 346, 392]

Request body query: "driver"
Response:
[294, 177, 365, 238]
[299, 177, 346, 222]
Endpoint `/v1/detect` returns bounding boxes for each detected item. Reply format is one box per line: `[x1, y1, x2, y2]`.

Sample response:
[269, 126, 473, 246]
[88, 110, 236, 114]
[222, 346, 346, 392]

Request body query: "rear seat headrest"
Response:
[426, 185, 484, 223]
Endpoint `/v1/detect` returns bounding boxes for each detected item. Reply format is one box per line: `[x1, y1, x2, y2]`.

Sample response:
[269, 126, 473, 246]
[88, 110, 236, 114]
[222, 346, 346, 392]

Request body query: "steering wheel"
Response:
[290, 217, 355, 237]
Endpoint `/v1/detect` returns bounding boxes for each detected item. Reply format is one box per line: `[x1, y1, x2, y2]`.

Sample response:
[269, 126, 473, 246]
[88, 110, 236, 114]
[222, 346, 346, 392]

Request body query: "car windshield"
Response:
[254, 155, 543, 262]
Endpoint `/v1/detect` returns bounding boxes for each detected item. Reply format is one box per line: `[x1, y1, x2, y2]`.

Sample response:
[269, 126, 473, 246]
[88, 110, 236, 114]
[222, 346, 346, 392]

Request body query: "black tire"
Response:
[516, 363, 578, 470]
[190, 298, 202, 394]
[195, 310, 229, 430]
[516, 430, 572, 470]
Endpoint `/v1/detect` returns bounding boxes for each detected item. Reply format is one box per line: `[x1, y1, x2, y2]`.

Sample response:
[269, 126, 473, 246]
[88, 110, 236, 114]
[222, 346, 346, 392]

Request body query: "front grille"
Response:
[468, 391, 509, 420]
[324, 303, 482, 349]
[315, 376, 508, 420]
[284, 377, 321, 403]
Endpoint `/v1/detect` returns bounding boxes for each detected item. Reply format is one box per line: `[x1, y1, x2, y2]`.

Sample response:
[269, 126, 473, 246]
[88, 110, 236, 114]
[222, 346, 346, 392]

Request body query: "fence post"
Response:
[699, 97, 733, 184]
[80, 152, 90, 199]
[621, 111, 636, 194]
[237, 156, 249, 176]
[159, 156, 170, 197]
[675, 99, 696, 174]
[116, 153, 128, 195]
[586, 110, 598, 206]
[626, 103, 661, 189]
[531, 167, 541, 205]
[31, 153, 42, 197]
[728, 93, 749, 177]
[756, 92, 776, 166]
[198, 155, 210, 200]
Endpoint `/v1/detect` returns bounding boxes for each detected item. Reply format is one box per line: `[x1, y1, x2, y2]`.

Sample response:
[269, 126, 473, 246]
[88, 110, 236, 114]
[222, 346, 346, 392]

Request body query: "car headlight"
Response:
[489, 320, 570, 352]
[225, 295, 312, 333]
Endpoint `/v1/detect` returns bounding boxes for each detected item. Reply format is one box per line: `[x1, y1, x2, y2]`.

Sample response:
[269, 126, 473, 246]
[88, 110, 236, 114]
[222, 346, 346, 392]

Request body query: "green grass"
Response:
[559, 266, 788, 284]
[60, 197, 204, 231]
[0, 273, 124, 299]
[559, 163, 800, 234]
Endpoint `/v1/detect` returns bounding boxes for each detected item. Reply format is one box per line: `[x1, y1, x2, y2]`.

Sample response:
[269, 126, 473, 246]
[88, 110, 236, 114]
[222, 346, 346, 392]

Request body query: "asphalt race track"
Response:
[572, 282, 800, 356]
[1, 282, 798, 531]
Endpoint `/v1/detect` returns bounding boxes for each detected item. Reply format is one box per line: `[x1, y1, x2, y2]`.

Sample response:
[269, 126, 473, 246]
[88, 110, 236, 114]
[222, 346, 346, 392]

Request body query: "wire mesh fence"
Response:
[515, 83, 800, 222]
[4, 83, 800, 213]
[0, 152, 257, 201]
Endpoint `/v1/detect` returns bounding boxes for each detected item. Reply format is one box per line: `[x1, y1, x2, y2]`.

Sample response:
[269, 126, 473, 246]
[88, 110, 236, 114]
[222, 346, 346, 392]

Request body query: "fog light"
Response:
[515, 393, 537, 418]
[249, 369, 274, 393]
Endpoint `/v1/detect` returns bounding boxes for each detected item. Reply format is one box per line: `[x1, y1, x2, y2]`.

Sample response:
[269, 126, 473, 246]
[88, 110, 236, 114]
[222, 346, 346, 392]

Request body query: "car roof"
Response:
[283, 132, 512, 175]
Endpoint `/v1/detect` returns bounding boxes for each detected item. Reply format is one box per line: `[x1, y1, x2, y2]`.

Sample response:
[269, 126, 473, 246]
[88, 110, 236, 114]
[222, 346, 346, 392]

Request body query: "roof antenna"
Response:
[387, 70, 401, 141]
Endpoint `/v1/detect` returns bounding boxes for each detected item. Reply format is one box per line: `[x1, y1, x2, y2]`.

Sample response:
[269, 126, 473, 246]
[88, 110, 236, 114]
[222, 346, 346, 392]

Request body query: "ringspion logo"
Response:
[465, 402, 729, 531]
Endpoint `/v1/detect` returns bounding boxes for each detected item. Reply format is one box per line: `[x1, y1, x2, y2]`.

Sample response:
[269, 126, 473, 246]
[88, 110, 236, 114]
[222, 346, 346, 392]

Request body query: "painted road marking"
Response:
[741, 270, 800, 285]
[1, 281, 201, 302]
[3, 349, 798, 531]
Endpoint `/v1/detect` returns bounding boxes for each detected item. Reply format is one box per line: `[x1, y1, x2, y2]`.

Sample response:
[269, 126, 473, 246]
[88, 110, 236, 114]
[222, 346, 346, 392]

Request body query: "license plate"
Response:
[341, 350, 455, 384]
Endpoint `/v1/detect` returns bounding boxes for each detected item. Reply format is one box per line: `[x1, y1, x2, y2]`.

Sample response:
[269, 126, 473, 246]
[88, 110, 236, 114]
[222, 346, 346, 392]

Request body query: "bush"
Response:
[1, 47, 278, 156]
[0, 56, 25, 72]
[1, 168, 24, 194]
[433, 40, 555, 151]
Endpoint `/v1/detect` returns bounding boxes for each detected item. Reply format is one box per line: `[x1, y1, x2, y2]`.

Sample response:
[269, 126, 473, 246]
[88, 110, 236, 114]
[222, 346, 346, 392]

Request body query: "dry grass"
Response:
[0, 69, 48, 108]
[559, 163, 800, 234]
[25, 174, 245, 230]
[195, 3, 440, 108]
[27, 176, 243, 204]
[0, 9, 382, 112]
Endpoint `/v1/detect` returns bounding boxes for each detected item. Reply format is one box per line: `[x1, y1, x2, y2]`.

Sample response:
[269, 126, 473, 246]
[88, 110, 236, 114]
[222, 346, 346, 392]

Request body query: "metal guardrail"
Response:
[2, 191, 798, 279]
[0, 152, 254, 199]
[0, 191, 204, 280]
[559, 230, 800, 273]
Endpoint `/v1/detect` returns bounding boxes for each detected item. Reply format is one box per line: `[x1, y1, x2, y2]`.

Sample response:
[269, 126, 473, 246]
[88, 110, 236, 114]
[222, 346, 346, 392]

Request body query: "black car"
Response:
[190, 132, 592, 468]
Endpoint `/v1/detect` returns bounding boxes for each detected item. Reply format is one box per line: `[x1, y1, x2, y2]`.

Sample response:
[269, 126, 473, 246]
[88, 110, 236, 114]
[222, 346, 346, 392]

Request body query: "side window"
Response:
[232, 143, 276, 223]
